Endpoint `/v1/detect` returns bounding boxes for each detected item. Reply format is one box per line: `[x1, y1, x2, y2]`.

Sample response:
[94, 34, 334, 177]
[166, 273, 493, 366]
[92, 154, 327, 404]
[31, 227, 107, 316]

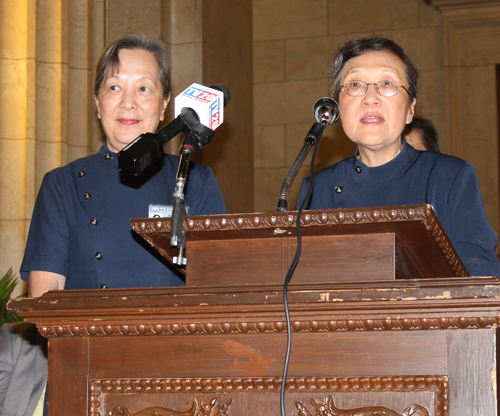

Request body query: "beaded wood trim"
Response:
[90, 375, 447, 416]
[38, 315, 499, 338]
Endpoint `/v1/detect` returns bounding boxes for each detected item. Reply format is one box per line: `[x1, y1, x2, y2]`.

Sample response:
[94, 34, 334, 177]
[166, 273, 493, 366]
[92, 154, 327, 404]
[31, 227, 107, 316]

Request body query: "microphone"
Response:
[277, 97, 339, 212]
[118, 83, 230, 178]
[169, 84, 231, 265]
[312, 97, 340, 126]
[174, 83, 230, 131]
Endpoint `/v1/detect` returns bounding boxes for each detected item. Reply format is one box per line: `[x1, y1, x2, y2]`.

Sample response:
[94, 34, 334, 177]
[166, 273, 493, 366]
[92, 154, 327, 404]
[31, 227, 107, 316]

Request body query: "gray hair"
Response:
[94, 32, 170, 99]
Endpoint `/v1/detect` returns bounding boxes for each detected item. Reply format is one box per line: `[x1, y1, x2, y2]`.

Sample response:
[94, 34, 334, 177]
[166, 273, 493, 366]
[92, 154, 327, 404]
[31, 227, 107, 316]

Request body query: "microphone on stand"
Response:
[276, 97, 339, 212]
[118, 83, 230, 178]
[169, 84, 231, 265]
[117, 83, 231, 265]
[312, 97, 340, 125]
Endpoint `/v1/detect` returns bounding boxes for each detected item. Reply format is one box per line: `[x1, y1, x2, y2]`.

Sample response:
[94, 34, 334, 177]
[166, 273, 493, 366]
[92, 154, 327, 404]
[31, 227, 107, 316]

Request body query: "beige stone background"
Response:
[1, 0, 499, 297]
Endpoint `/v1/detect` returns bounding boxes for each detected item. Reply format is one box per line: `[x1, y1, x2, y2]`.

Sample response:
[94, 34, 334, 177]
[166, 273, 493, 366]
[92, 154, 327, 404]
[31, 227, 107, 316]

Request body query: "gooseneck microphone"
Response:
[276, 97, 339, 212]
[312, 97, 340, 125]
[278, 96, 339, 416]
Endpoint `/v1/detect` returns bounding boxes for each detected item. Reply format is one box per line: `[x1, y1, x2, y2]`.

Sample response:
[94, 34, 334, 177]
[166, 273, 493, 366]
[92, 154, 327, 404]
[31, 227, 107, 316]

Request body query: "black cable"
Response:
[280, 126, 324, 416]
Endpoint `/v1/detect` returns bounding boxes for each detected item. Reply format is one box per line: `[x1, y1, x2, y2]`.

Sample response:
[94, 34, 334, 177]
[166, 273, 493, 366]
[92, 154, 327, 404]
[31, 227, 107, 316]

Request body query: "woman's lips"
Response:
[118, 118, 140, 125]
[360, 113, 384, 124]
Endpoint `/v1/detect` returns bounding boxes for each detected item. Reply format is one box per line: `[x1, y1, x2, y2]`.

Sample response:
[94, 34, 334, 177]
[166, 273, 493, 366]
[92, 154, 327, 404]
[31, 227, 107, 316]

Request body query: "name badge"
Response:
[148, 205, 190, 218]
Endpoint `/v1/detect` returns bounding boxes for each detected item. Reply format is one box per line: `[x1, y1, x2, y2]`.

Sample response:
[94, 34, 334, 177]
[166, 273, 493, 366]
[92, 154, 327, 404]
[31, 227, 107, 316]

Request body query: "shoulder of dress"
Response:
[315, 157, 353, 177]
[423, 152, 468, 173]
[42, 153, 100, 184]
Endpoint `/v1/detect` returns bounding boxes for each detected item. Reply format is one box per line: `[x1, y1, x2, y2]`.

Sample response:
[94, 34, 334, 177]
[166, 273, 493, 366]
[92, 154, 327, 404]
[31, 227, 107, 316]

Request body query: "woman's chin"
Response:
[355, 137, 401, 151]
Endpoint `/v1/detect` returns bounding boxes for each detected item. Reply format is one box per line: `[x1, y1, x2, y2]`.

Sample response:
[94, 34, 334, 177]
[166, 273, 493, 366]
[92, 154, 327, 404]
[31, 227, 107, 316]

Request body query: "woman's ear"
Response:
[94, 95, 101, 119]
[406, 98, 416, 124]
[160, 93, 170, 122]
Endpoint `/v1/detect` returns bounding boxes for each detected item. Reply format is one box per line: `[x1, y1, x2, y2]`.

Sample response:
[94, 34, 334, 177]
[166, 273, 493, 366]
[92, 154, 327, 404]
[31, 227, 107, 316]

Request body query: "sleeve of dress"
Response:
[20, 171, 70, 282]
[186, 165, 227, 215]
[445, 162, 500, 277]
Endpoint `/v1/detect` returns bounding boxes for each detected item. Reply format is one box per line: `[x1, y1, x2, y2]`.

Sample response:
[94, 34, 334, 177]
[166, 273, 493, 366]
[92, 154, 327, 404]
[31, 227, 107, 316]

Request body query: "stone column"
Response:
[0, 0, 31, 296]
[35, 0, 65, 191]
[67, 0, 92, 161]
[162, 0, 203, 155]
[200, 0, 254, 213]
[91, 0, 106, 153]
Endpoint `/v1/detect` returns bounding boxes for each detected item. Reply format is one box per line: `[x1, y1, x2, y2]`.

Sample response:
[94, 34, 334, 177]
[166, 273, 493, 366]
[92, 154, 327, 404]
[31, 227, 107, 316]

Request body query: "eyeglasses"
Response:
[341, 80, 409, 97]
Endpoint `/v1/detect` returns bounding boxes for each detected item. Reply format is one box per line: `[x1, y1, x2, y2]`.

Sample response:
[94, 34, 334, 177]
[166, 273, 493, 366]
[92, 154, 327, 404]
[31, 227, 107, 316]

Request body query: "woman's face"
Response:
[338, 50, 415, 165]
[95, 48, 169, 153]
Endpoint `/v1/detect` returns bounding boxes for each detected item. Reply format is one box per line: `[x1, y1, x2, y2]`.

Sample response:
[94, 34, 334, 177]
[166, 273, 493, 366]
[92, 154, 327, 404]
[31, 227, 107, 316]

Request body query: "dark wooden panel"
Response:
[291, 233, 397, 282]
[88, 331, 446, 379]
[47, 337, 88, 416]
[187, 234, 398, 286]
[187, 237, 285, 286]
[446, 329, 497, 415]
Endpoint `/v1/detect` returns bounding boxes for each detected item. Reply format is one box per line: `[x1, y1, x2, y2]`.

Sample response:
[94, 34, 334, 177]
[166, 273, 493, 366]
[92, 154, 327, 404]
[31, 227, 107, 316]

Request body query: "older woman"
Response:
[21, 33, 226, 296]
[297, 36, 500, 277]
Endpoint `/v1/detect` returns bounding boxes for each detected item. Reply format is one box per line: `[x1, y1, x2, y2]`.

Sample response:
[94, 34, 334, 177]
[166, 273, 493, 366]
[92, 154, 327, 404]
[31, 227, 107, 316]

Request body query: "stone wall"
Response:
[1, 0, 499, 297]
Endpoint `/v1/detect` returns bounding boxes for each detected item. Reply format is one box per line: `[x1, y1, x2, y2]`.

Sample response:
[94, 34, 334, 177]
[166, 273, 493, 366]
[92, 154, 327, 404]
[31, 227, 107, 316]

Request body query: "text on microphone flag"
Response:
[183, 86, 218, 103]
[175, 83, 225, 131]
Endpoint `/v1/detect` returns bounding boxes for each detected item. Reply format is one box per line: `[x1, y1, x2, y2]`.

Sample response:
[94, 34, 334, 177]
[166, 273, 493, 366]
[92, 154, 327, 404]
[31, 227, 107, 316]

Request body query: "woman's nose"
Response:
[362, 84, 380, 105]
[120, 90, 137, 110]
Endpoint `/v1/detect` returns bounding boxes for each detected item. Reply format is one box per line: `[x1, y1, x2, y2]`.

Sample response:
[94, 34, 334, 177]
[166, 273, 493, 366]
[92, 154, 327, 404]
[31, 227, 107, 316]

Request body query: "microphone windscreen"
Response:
[210, 84, 231, 107]
[312, 97, 340, 125]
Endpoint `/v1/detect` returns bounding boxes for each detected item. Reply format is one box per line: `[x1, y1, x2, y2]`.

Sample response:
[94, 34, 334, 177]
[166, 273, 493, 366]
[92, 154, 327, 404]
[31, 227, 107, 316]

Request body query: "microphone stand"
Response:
[170, 125, 215, 266]
[277, 123, 326, 212]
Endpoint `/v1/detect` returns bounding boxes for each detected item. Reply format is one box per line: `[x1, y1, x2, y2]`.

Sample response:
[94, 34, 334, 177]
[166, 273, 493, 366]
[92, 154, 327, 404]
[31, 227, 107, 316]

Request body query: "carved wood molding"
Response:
[296, 395, 429, 416]
[131, 205, 468, 277]
[90, 376, 448, 416]
[38, 315, 498, 338]
[105, 397, 230, 416]
[134, 206, 434, 233]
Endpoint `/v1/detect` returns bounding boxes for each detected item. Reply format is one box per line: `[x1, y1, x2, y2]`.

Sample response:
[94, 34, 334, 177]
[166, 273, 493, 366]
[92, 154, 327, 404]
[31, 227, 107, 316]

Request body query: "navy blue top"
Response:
[21, 144, 227, 289]
[297, 142, 500, 277]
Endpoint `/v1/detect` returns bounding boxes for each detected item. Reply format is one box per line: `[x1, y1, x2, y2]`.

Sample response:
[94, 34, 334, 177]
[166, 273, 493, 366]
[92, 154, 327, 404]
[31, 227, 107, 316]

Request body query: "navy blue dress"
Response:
[21, 144, 227, 289]
[297, 142, 500, 277]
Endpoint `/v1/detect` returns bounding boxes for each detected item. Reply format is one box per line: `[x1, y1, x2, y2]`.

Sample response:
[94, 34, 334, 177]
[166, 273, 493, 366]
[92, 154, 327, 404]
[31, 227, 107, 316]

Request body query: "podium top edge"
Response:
[130, 204, 436, 232]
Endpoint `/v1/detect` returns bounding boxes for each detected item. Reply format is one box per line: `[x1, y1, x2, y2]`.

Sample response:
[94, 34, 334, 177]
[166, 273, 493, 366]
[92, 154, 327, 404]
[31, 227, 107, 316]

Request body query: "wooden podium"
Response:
[10, 205, 500, 416]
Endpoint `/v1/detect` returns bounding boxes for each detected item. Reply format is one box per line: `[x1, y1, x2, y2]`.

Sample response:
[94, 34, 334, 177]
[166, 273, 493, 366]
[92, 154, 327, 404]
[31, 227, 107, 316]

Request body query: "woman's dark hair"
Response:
[404, 116, 440, 153]
[329, 36, 418, 103]
[94, 32, 170, 99]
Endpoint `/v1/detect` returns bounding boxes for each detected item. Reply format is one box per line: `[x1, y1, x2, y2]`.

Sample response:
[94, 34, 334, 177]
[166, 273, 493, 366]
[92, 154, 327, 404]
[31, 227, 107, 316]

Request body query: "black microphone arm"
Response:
[277, 97, 339, 212]
[118, 84, 231, 178]
[118, 108, 207, 178]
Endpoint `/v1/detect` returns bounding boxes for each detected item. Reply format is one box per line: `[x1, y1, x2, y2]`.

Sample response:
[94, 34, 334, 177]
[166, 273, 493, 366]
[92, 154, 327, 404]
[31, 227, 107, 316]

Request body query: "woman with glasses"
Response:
[297, 36, 500, 277]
